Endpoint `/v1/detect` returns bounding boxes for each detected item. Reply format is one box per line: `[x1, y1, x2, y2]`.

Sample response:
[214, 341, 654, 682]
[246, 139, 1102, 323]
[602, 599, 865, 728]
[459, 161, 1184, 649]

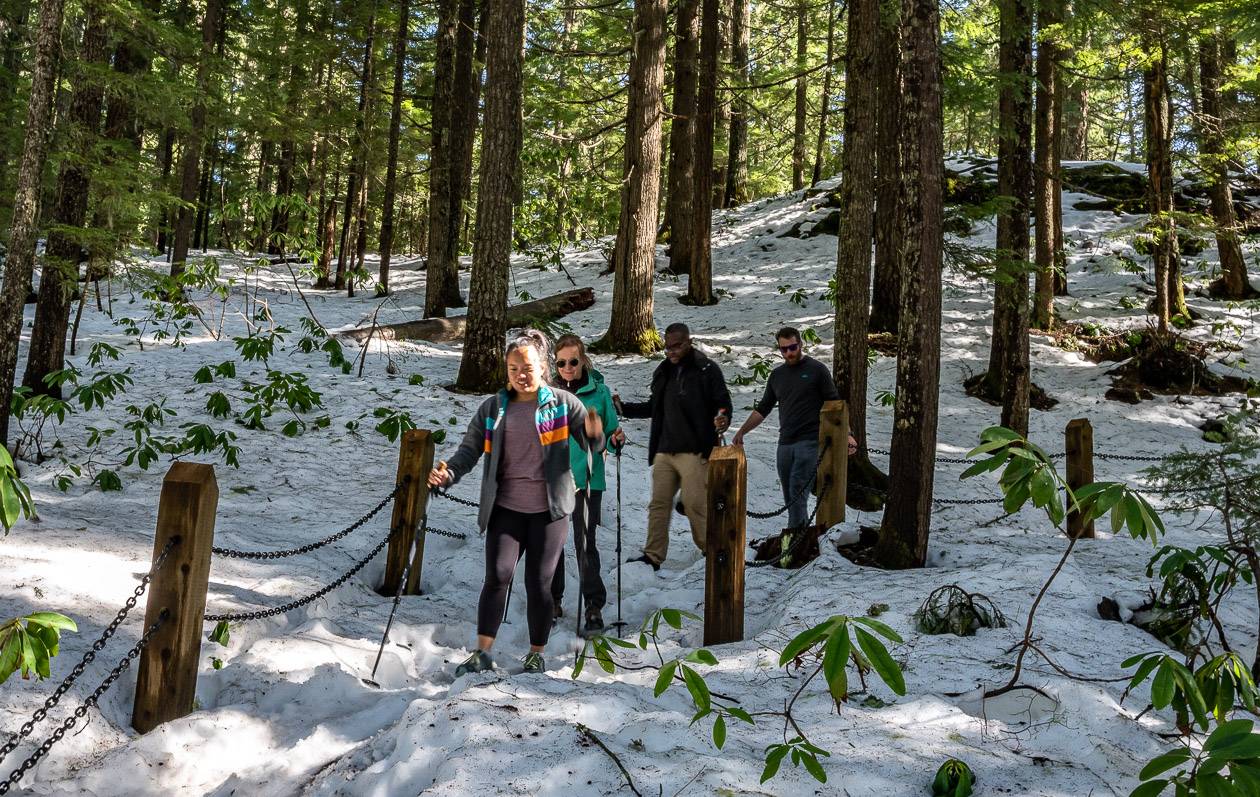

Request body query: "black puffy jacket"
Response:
[621, 349, 732, 464]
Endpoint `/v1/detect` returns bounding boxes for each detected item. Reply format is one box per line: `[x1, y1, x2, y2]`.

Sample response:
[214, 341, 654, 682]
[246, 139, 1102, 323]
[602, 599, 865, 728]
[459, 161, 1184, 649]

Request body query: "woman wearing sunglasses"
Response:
[550, 334, 624, 635]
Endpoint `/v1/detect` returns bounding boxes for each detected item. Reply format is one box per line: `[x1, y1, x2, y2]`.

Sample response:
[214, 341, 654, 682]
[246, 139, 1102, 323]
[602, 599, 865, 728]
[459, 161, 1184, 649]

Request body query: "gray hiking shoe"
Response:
[522, 652, 545, 674]
[455, 650, 494, 677]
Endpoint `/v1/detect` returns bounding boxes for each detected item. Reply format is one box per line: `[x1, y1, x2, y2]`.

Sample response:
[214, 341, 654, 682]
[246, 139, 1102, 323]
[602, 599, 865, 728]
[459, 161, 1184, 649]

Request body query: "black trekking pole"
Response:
[364, 522, 423, 688]
[609, 440, 627, 634]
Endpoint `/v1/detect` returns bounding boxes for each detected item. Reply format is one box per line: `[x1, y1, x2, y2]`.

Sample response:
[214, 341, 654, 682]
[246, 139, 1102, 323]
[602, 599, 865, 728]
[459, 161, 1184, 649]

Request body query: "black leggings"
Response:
[477, 505, 569, 647]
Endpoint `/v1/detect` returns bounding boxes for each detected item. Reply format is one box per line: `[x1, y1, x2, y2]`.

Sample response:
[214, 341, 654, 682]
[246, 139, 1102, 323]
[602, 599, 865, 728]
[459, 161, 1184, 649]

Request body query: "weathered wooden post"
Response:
[382, 428, 435, 595]
[132, 462, 218, 733]
[1065, 418, 1096, 539]
[705, 445, 747, 646]
[816, 399, 849, 528]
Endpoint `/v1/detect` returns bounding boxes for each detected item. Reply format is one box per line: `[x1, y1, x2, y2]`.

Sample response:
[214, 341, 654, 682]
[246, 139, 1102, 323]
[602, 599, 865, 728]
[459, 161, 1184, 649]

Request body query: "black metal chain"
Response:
[431, 488, 480, 509]
[868, 447, 1067, 463]
[0, 611, 169, 796]
[746, 438, 832, 520]
[0, 538, 179, 765]
[747, 482, 831, 568]
[204, 525, 399, 623]
[934, 495, 1006, 506]
[211, 483, 399, 560]
[426, 526, 468, 540]
[1095, 452, 1167, 463]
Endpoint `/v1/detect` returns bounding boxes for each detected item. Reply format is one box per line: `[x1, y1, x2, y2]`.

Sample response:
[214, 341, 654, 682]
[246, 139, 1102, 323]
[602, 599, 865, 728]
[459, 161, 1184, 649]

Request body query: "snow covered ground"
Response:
[3, 175, 1259, 796]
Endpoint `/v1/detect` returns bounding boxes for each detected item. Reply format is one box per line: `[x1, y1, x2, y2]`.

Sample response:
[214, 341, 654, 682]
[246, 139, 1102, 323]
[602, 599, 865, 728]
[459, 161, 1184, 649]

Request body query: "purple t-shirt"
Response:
[495, 400, 549, 513]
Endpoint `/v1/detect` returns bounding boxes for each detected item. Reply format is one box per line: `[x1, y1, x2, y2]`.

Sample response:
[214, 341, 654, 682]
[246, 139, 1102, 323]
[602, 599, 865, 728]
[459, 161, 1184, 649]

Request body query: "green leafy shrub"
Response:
[0, 612, 78, 683]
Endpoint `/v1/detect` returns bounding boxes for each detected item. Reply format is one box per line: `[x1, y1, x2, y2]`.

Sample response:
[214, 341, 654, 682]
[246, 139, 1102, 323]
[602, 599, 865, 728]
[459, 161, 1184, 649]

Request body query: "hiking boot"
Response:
[583, 607, 605, 636]
[627, 554, 661, 572]
[675, 500, 686, 516]
[522, 652, 545, 673]
[454, 649, 494, 677]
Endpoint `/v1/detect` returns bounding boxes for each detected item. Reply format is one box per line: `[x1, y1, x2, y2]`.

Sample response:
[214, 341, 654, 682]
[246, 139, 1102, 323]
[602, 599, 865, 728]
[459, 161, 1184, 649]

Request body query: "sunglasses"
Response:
[778, 342, 800, 353]
[556, 358, 582, 368]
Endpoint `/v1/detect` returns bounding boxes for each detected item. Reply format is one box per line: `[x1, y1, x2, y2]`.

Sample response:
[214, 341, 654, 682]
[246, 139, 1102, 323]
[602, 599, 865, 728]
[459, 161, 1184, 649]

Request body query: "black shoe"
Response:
[522, 651, 546, 673]
[552, 603, 564, 626]
[675, 500, 686, 516]
[627, 554, 661, 572]
[454, 650, 494, 677]
[583, 607, 605, 636]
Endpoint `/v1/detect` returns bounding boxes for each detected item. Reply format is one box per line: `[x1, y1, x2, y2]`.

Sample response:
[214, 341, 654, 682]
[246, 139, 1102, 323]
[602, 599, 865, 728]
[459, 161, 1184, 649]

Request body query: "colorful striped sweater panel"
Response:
[484, 386, 570, 455]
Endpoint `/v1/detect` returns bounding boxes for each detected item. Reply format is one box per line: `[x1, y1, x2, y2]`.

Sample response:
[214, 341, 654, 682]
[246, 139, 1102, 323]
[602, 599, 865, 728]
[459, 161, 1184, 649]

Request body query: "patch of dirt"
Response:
[962, 371, 1059, 411]
[1104, 328, 1251, 403]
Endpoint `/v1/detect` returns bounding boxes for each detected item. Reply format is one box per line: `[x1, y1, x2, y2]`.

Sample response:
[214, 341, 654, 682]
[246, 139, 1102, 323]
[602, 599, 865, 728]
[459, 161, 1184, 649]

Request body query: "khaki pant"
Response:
[644, 453, 708, 565]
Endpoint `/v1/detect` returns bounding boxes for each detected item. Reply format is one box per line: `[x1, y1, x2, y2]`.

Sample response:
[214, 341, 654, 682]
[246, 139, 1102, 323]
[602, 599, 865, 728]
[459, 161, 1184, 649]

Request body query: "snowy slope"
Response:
[2, 171, 1259, 796]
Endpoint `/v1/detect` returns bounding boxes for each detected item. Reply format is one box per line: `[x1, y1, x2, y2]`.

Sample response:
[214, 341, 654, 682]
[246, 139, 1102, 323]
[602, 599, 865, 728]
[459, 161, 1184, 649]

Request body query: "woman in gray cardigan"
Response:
[429, 330, 604, 675]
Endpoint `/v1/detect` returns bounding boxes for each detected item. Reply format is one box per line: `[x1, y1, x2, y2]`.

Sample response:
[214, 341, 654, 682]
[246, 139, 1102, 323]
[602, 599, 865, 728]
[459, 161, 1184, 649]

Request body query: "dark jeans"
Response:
[776, 439, 818, 529]
[477, 505, 568, 647]
[552, 490, 606, 612]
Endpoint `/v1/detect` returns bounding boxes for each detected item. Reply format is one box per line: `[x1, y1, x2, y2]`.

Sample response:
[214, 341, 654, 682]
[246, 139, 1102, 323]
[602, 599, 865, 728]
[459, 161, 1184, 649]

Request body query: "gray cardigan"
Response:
[444, 385, 603, 532]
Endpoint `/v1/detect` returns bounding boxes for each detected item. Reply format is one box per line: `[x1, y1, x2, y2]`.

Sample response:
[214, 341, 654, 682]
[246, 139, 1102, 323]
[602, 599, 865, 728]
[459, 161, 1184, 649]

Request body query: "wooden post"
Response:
[132, 462, 218, 734]
[1065, 418, 1096, 539]
[816, 399, 848, 528]
[704, 445, 747, 646]
[381, 428, 435, 595]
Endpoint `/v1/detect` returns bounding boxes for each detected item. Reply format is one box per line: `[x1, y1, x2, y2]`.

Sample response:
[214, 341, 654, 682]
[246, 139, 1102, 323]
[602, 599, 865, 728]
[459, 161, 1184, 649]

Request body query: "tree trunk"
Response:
[1061, 21, 1088, 160]
[1031, 0, 1062, 330]
[0, 1, 29, 214]
[344, 288, 594, 343]
[154, 129, 176, 253]
[337, 3, 377, 291]
[1199, 33, 1254, 299]
[193, 140, 213, 250]
[664, 0, 700, 277]
[724, 0, 749, 205]
[171, 0, 222, 276]
[711, 0, 731, 209]
[319, 168, 340, 287]
[810, 0, 837, 186]
[869, 0, 902, 335]
[978, 0, 1033, 436]
[378, 0, 409, 295]
[455, 0, 525, 392]
[424, 0, 462, 316]
[23, 0, 108, 398]
[0, 0, 66, 446]
[597, 0, 668, 355]
[792, 0, 808, 191]
[1144, 38, 1175, 331]
[833, 0, 877, 452]
[874, 0, 943, 570]
[444, 0, 479, 304]
[683, 0, 719, 306]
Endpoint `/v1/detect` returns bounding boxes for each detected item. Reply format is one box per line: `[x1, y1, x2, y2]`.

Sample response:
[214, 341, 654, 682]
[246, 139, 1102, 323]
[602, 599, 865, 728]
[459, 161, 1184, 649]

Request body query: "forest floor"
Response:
[3, 169, 1260, 795]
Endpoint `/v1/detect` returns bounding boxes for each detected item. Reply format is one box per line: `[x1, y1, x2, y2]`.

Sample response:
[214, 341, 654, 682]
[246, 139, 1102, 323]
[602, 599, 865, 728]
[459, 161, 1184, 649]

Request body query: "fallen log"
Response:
[338, 287, 595, 343]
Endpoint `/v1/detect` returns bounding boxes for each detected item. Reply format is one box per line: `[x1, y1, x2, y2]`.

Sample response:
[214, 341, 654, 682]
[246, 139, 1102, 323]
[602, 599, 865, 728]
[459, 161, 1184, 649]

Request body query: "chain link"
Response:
[211, 484, 399, 560]
[746, 438, 831, 520]
[205, 524, 399, 623]
[0, 611, 169, 795]
[426, 526, 468, 540]
[868, 447, 1067, 463]
[431, 488, 480, 509]
[1095, 452, 1167, 463]
[747, 482, 831, 568]
[0, 538, 178, 766]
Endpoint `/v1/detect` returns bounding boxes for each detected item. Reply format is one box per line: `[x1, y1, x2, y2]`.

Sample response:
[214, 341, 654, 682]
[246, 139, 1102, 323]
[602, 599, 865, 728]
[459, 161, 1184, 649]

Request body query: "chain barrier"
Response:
[211, 483, 399, 560]
[0, 538, 179, 766]
[431, 488, 480, 509]
[747, 482, 831, 568]
[1095, 452, 1168, 463]
[204, 524, 399, 623]
[0, 611, 169, 796]
[746, 439, 831, 520]
[426, 525, 468, 540]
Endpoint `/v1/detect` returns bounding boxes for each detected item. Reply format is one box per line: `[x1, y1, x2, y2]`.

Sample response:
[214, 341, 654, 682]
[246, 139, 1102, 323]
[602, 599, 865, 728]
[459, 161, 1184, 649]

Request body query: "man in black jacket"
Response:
[614, 323, 732, 569]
